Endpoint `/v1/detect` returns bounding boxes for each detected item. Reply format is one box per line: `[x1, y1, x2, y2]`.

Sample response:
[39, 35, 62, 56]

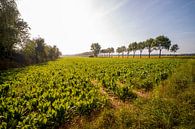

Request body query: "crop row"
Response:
[0, 58, 182, 128]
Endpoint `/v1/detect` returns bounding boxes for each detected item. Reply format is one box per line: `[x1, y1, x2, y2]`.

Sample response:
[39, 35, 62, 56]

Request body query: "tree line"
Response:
[91, 35, 179, 58]
[0, 0, 61, 69]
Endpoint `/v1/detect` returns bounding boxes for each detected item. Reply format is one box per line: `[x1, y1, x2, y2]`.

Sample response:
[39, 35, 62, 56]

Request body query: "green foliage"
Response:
[0, 0, 29, 59]
[127, 42, 138, 58]
[137, 41, 145, 58]
[22, 38, 61, 64]
[118, 86, 137, 101]
[170, 44, 179, 53]
[145, 38, 155, 58]
[131, 60, 195, 129]
[155, 35, 171, 58]
[100, 47, 114, 57]
[85, 59, 195, 129]
[131, 42, 138, 56]
[91, 43, 101, 57]
[0, 0, 61, 70]
[116, 46, 126, 57]
[0, 58, 108, 128]
[0, 58, 183, 128]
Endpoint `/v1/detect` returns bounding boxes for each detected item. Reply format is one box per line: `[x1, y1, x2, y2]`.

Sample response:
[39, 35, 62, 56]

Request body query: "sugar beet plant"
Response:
[0, 58, 182, 128]
[0, 61, 107, 128]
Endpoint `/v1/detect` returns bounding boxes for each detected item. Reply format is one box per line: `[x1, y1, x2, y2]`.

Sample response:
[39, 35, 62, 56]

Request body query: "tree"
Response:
[16, 18, 30, 48]
[116, 47, 122, 57]
[137, 42, 145, 58]
[0, 0, 29, 59]
[127, 43, 133, 58]
[131, 42, 138, 58]
[48, 45, 56, 60]
[22, 39, 37, 64]
[100, 49, 106, 57]
[35, 37, 46, 63]
[110, 47, 114, 57]
[120, 46, 126, 58]
[22, 38, 62, 64]
[0, 0, 61, 69]
[145, 38, 155, 58]
[107, 47, 114, 57]
[91, 43, 101, 57]
[47, 45, 61, 60]
[155, 35, 171, 58]
[170, 44, 179, 55]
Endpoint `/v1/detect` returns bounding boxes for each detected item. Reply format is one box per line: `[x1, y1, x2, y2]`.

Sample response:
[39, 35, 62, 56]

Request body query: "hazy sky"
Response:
[17, 0, 195, 54]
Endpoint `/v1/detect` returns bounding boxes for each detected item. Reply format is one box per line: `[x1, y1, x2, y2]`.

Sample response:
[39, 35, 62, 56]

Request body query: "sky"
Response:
[16, 0, 195, 55]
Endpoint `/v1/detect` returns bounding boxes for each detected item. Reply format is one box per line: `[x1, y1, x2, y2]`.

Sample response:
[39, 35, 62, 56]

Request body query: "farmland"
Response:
[0, 57, 195, 129]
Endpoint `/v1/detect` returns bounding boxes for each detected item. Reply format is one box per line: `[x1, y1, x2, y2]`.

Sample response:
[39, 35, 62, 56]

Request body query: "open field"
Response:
[0, 57, 195, 129]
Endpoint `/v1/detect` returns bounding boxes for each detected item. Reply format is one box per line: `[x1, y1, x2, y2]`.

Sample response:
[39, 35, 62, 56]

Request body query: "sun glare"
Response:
[17, 0, 123, 54]
[60, 0, 105, 46]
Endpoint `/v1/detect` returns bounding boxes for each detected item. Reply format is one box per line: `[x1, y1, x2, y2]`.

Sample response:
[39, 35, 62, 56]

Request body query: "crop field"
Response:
[0, 57, 194, 129]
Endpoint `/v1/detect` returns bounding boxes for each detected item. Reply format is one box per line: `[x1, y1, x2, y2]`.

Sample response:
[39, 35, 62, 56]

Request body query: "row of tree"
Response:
[21, 38, 61, 64]
[100, 47, 114, 57]
[0, 0, 61, 68]
[91, 35, 179, 58]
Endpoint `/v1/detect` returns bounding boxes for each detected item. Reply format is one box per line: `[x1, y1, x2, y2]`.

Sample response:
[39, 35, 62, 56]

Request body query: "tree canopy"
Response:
[0, 0, 29, 58]
[137, 42, 145, 58]
[91, 43, 101, 57]
[0, 0, 61, 69]
[155, 35, 171, 58]
[145, 38, 155, 58]
[92, 35, 177, 58]
[170, 44, 179, 54]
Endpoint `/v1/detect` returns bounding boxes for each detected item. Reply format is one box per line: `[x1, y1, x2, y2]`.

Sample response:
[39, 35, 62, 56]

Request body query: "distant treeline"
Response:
[0, 0, 61, 70]
[75, 52, 195, 58]
[90, 36, 180, 58]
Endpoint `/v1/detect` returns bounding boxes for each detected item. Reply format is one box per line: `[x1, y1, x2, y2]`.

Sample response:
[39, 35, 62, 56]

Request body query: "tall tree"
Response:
[131, 42, 138, 58]
[0, 0, 29, 59]
[100, 49, 106, 57]
[22, 39, 37, 64]
[170, 44, 179, 55]
[127, 43, 133, 58]
[22, 38, 61, 64]
[116, 47, 122, 58]
[107, 48, 111, 57]
[137, 41, 145, 58]
[145, 38, 155, 58]
[121, 46, 126, 58]
[35, 37, 45, 63]
[91, 43, 101, 57]
[107, 47, 114, 57]
[110, 47, 114, 57]
[155, 35, 171, 58]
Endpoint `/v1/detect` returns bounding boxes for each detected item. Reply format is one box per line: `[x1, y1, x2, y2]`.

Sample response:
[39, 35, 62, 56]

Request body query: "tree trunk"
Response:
[133, 52, 135, 58]
[127, 52, 129, 58]
[159, 49, 162, 58]
[149, 51, 150, 58]
[140, 51, 142, 58]
[148, 47, 151, 58]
